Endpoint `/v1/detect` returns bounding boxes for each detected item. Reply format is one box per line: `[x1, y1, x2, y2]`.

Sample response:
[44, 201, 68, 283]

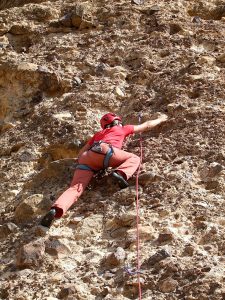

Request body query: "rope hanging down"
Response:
[136, 113, 143, 299]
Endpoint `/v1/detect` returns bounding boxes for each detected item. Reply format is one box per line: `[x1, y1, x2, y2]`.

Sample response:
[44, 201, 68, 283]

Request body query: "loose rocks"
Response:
[16, 239, 45, 269]
[14, 194, 45, 224]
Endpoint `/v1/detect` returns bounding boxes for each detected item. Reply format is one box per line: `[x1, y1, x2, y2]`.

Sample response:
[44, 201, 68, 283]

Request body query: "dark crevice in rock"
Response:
[169, 23, 183, 35]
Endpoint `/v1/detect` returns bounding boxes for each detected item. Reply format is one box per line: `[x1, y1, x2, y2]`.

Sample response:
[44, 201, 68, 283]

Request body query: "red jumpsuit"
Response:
[52, 125, 140, 217]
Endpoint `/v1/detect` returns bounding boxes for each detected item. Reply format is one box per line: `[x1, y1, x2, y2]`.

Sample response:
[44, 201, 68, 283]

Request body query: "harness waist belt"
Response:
[75, 164, 96, 172]
[76, 141, 114, 172]
[103, 146, 114, 169]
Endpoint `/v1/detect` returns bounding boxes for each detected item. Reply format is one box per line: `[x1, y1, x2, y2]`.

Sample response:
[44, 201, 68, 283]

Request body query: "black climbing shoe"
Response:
[112, 171, 129, 189]
[40, 208, 56, 228]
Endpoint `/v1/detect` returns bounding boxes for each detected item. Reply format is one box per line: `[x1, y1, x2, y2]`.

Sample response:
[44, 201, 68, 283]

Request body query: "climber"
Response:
[40, 112, 168, 228]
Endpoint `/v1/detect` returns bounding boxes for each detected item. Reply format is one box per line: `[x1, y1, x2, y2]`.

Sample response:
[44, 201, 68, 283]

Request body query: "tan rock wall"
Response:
[0, 0, 224, 299]
[0, 0, 53, 10]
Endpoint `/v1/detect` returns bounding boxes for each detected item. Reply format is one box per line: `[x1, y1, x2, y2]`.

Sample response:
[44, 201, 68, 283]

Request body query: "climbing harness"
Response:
[75, 141, 114, 172]
[75, 164, 96, 172]
[90, 141, 114, 170]
[103, 145, 114, 169]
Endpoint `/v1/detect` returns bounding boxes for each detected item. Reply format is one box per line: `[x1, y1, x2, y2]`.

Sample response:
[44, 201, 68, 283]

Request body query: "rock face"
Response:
[14, 194, 45, 224]
[0, 222, 18, 239]
[16, 239, 45, 269]
[0, 0, 225, 299]
[0, 1, 56, 10]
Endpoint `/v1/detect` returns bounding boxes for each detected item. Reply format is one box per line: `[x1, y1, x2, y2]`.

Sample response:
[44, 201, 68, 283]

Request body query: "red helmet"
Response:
[100, 113, 122, 129]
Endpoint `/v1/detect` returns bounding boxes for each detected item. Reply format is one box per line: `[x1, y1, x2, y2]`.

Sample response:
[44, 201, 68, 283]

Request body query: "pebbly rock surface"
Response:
[0, 0, 225, 299]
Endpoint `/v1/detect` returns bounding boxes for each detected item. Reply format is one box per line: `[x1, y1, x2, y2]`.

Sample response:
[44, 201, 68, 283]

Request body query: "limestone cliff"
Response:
[0, 0, 225, 299]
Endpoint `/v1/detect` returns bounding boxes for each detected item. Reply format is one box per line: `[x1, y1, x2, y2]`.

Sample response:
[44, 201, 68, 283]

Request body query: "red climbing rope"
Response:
[136, 113, 143, 299]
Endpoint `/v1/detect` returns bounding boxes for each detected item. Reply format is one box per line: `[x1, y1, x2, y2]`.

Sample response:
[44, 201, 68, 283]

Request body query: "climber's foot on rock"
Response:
[40, 208, 56, 228]
[112, 171, 129, 189]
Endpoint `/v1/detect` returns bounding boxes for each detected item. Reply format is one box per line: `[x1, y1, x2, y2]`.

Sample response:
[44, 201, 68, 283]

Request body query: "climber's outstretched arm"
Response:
[133, 113, 168, 133]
